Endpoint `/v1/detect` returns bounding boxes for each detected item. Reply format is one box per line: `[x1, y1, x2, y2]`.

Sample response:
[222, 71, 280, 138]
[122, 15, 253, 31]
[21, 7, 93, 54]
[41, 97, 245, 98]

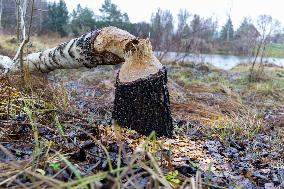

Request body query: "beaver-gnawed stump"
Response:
[112, 39, 173, 136]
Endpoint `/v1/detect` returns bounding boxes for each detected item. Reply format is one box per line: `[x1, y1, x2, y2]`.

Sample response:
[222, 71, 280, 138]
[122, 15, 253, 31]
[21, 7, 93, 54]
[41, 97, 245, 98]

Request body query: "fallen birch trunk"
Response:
[0, 26, 173, 136]
[0, 27, 136, 73]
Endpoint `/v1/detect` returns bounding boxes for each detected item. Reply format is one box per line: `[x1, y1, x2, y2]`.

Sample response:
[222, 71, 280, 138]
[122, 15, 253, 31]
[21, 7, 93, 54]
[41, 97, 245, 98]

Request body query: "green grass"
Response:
[266, 43, 284, 58]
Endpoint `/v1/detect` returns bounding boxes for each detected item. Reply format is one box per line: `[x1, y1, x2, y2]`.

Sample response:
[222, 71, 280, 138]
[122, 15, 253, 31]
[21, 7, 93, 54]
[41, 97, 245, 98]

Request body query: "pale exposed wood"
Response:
[118, 38, 163, 83]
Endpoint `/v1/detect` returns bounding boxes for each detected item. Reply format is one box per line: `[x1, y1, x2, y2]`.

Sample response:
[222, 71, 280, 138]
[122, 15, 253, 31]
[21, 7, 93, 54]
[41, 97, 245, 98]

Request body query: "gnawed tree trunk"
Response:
[0, 26, 173, 136]
[0, 27, 136, 72]
[113, 39, 173, 136]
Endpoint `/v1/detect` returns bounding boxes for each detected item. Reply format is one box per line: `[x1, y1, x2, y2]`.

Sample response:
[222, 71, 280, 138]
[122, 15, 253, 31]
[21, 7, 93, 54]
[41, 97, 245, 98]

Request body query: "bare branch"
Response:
[0, 0, 3, 29]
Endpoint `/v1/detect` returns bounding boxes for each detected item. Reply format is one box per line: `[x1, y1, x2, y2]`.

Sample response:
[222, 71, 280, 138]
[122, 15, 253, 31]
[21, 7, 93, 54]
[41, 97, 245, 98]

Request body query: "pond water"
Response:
[157, 52, 284, 70]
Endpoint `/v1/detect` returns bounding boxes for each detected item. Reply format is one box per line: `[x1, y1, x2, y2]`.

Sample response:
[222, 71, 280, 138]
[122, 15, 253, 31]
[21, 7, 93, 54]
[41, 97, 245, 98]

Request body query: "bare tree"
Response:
[0, 0, 48, 34]
[234, 17, 259, 56]
[131, 22, 151, 39]
[33, 0, 48, 34]
[171, 11, 218, 63]
[15, 0, 21, 41]
[250, 15, 281, 81]
[0, 0, 2, 30]
[150, 9, 218, 64]
[150, 9, 174, 61]
[12, 0, 35, 84]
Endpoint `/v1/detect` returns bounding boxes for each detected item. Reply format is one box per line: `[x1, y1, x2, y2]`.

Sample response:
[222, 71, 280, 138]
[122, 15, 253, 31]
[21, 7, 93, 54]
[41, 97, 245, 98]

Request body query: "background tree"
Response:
[46, 0, 68, 36]
[188, 15, 217, 53]
[99, 0, 129, 23]
[172, 11, 218, 61]
[1, 0, 16, 32]
[94, 0, 132, 32]
[32, 0, 49, 35]
[0, 0, 2, 30]
[130, 22, 151, 38]
[176, 9, 190, 36]
[250, 15, 281, 81]
[234, 17, 259, 56]
[271, 29, 284, 43]
[218, 16, 234, 54]
[220, 17, 234, 42]
[69, 4, 95, 36]
[200, 17, 218, 42]
[150, 9, 174, 61]
[171, 9, 192, 62]
[190, 14, 202, 38]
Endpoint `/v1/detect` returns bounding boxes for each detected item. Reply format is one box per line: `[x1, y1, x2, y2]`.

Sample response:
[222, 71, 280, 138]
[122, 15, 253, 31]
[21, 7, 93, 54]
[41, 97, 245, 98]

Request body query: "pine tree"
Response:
[220, 17, 234, 41]
[46, 0, 69, 36]
[99, 0, 129, 23]
[190, 14, 201, 38]
[234, 18, 259, 55]
[70, 4, 95, 35]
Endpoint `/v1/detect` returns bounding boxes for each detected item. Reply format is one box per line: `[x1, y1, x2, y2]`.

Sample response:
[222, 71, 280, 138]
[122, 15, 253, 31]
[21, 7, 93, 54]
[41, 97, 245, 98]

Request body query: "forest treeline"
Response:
[0, 0, 284, 57]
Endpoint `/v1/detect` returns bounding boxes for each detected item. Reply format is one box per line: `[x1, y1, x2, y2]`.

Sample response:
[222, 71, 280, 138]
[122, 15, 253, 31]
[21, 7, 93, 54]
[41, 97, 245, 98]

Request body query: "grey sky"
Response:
[57, 0, 284, 29]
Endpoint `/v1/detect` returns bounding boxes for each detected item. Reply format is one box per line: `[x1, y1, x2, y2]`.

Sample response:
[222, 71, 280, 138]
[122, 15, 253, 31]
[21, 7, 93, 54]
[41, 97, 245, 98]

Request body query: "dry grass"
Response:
[168, 62, 283, 142]
[0, 34, 69, 57]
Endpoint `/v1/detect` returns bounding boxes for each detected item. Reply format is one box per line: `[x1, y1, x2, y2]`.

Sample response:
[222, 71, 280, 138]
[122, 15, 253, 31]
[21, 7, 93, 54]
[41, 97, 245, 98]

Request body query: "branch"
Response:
[0, 0, 2, 29]
[13, 0, 32, 62]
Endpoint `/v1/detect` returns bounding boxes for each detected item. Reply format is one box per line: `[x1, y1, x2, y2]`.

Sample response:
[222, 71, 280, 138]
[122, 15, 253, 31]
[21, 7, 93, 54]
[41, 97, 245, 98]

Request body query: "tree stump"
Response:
[113, 39, 173, 136]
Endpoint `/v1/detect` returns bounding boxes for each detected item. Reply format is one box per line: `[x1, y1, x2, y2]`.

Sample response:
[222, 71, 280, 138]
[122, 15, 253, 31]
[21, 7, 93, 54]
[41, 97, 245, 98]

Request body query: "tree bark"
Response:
[0, 27, 136, 72]
[0, 0, 2, 29]
[113, 67, 173, 136]
[112, 39, 173, 136]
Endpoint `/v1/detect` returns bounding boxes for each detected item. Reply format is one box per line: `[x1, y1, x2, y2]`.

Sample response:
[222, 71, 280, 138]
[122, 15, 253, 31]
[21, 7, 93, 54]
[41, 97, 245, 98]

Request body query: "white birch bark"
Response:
[13, 0, 27, 61]
[0, 27, 136, 73]
[0, 0, 2, 29]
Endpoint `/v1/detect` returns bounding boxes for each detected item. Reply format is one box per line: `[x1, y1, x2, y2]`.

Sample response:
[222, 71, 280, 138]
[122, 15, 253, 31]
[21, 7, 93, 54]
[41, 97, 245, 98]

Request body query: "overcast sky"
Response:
[57, 0, 284, 29]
